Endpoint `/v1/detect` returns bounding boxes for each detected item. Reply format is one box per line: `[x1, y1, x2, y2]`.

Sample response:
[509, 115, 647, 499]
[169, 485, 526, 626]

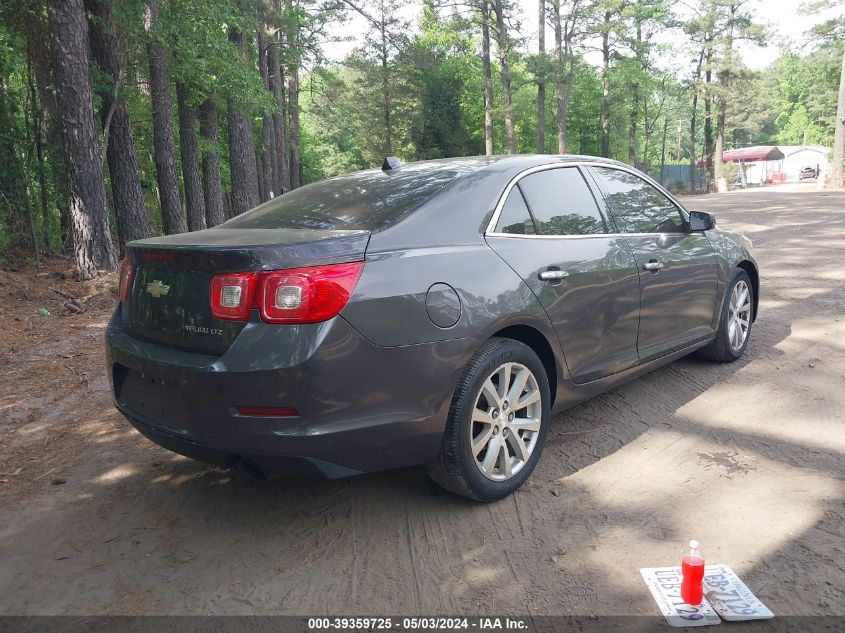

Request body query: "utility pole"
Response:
[677, 120, 682, 163]
[832, 44, 845, 189]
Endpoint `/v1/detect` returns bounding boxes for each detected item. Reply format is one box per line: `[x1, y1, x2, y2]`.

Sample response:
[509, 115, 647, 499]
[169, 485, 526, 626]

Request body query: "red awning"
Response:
[722, 146, 785, 162]
[697, 146, 785, 165]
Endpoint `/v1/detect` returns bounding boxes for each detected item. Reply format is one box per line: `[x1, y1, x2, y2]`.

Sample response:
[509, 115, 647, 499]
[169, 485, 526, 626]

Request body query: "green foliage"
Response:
[771, 49, 841, 146]
[1, 0, 843, 261]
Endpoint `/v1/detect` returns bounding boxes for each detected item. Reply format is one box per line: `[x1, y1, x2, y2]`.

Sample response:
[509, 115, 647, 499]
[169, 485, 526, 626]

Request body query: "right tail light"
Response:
[209, 262, 364, 324]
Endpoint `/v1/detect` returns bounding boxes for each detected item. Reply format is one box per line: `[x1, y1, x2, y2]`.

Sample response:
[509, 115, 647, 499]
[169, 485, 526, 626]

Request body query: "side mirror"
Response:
[689, 210, 715, 232]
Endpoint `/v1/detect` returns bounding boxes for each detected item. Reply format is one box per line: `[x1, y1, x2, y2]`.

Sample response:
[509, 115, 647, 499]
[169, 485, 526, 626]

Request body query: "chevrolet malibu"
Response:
[106, 155, 758, 501]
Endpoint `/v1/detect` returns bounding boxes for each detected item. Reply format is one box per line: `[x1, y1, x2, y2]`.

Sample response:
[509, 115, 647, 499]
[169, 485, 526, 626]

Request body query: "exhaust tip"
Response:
[235, 458, 266, 481]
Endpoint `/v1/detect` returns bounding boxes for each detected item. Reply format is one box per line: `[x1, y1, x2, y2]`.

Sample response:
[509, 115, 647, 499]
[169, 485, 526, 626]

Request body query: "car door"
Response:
[588, 165, 719, 361]
[485, 166, 641, 383]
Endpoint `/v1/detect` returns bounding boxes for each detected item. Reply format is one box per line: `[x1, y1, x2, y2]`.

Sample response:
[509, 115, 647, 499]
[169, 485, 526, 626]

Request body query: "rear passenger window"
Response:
[495, 189, 536, 235]
[517, 168, 607, 236]
[591, 167, 686, 234]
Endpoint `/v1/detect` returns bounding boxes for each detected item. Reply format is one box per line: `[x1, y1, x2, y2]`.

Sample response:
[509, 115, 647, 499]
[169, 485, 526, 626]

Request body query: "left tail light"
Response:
[210, 273, 258, 321]
[118, 260, 132, 303]
[209, 262, 363, 324]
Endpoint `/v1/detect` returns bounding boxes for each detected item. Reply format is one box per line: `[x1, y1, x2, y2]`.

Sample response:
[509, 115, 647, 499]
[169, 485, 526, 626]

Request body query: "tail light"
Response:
[259, 262, 364, 324]
[118, 260, 132, 303]
[210, 273, 258, 321]
[209, 262, 363, 324]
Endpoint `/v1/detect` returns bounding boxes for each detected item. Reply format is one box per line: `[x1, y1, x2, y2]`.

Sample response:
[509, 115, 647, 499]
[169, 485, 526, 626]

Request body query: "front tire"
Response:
[697, 269, 754, 363]
[426, 337, 550, 502]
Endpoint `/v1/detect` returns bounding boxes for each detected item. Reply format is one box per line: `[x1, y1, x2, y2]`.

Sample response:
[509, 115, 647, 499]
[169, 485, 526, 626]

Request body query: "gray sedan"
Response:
[106, 155, 758, 501]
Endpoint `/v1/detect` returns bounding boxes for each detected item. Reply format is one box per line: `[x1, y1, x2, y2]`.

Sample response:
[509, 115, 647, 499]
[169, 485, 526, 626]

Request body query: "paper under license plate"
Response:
[640, 567, 721, 627]
[703, 564, 774, 621]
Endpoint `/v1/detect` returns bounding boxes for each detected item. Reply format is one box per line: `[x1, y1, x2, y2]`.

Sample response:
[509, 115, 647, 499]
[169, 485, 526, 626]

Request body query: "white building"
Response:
[729, 145, 831, 185]
[778, 145, 831, 182]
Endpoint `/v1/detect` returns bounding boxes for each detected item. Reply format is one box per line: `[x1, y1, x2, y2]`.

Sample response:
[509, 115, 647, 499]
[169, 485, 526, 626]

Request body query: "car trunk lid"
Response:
[125, 228, 369, 355]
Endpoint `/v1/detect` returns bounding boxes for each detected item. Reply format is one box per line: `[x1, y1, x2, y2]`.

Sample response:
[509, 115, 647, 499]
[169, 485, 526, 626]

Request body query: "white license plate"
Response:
[641, 567, 721, 627]
[703, 564, 774, 621]
[641, 564, 773, 626]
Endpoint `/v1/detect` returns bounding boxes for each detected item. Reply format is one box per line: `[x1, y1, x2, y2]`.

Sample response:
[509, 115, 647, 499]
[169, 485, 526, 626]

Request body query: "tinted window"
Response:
[495, 189, 536, 234]
[517, 168, 606, 236]
[592, 167, 685, 234]
[223, 164, 467, 232]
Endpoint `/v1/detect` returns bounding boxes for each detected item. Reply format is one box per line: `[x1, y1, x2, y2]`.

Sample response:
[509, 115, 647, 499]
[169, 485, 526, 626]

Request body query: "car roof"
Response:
[373, 153, 623, 177]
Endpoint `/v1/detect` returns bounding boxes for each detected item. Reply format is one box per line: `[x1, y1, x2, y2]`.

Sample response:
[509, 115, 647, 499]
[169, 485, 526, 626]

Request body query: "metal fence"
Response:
[636, 163, 707, 194]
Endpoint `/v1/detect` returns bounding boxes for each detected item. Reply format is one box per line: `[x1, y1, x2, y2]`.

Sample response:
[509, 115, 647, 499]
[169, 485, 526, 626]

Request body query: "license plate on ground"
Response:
[641, 567, 721, 627]
[703, 564, 774, 621]
[641, 564, 773, 626]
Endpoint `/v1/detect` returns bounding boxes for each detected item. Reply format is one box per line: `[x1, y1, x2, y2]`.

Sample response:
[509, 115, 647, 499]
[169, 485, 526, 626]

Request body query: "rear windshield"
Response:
[222, 164, 466, 232]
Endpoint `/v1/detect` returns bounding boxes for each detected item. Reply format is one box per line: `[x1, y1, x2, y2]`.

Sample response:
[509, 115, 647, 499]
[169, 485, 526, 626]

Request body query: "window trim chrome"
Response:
[484, 160, 690, 240]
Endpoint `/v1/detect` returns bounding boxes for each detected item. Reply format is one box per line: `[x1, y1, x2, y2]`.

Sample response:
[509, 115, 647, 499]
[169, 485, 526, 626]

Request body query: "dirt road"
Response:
[1, 186, 843, 616]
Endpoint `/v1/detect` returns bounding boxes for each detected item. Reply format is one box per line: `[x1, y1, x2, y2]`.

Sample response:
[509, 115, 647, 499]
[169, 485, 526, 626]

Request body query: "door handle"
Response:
[538, 269, 569, 281]
[643, 261, 664, 271]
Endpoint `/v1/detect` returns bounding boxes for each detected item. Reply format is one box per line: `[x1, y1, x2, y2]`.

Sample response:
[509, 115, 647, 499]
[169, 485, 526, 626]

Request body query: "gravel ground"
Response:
[1, 184, 843, 616]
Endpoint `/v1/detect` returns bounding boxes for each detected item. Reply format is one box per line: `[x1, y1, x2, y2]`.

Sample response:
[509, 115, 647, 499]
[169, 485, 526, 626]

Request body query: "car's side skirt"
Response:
[550, 336, 716, 415]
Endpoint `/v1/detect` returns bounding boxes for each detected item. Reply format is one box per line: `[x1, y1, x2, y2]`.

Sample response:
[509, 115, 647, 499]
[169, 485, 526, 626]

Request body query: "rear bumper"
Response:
[106, 311, 476, 476]
[119, 410, 361, 478]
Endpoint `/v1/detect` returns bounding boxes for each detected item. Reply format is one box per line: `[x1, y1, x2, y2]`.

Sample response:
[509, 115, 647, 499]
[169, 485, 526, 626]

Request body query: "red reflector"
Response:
[235, 406, 299, 417]
[210, 273, 258, 321]
[118, 260, 132, 303]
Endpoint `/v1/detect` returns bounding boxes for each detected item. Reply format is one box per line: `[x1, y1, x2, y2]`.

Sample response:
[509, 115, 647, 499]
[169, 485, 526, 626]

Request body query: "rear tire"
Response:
[426, 337, 550, 502]
[697, 269, 753, 363]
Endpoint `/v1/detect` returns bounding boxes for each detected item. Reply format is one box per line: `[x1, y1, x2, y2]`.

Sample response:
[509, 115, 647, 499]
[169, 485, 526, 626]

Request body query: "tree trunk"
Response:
[628, 84, 638, 165]
[536, 0, 546, 154]
[480, 1, 494, 156]
[600, 10, 611, 158]
[628, 22, 644, 165]
[0, 86, 28, 245]
[86, 0, 149, 247]
[27, 11, 70, 249]
[25, 38, 49, 249]
[47, 0, 117, 278]
[145, 0, 185, 234]
[703, 37, 713, 186]
[660, 115, 668, 183]
[714, 3, 736, 187]
[227, 27, 260, 215]
[267, 15, 290, 193]
[492, 0, 516, 154]
[714, 103, 725, 184]
[257, 17, 277, 200]
[262, 119, 277, 200]
[288, 70, 301, 188]
[832, 43, 845, 189]
[199, 98, 226, 227]
[380, 25, 393, 157]
[552, 0, 567, 154]
[227, 97, 261, 215]
[176, 83, 206, 231]
[689, 47, 704, 193]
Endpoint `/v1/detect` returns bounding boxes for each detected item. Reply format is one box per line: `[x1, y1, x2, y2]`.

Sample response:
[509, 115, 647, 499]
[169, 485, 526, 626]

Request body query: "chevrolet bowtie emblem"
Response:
[146, 280, 171, 298]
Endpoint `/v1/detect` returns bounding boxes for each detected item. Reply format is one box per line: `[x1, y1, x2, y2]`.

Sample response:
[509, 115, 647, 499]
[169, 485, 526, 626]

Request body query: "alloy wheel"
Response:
[728, 279, 752, 352]
[470, 362, 543, 481]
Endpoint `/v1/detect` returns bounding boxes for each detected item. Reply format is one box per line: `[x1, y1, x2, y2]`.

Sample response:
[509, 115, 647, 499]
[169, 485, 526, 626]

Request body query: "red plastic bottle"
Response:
[681, 539, 705, 605]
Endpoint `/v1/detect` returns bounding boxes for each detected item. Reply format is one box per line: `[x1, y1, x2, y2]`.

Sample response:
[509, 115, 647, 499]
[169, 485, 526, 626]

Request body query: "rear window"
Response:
[222, 164, 466, 232]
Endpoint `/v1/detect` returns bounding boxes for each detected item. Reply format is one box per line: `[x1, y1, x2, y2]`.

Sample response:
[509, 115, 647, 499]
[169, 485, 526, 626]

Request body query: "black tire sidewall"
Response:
[452, 340, 550, 501]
